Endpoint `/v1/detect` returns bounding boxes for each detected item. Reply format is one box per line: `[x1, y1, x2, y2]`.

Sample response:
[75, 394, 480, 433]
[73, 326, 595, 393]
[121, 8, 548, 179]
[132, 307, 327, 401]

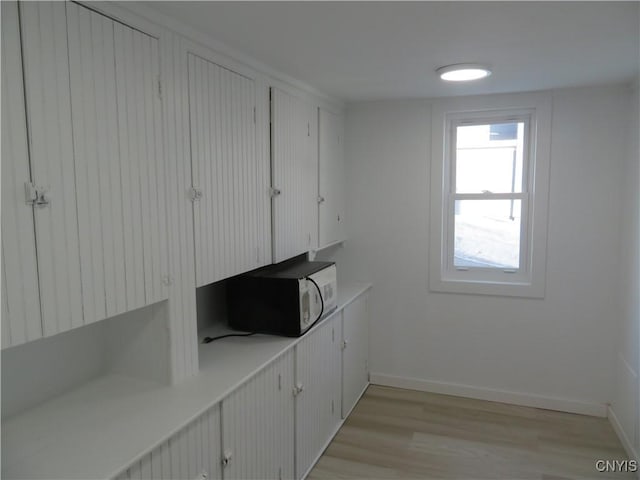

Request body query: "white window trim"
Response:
[429, 92, 552, 298]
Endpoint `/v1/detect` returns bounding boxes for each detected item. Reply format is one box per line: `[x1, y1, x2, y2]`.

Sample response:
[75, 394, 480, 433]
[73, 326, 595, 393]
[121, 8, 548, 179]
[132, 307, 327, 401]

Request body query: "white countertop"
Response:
[1, 282, 371, 480]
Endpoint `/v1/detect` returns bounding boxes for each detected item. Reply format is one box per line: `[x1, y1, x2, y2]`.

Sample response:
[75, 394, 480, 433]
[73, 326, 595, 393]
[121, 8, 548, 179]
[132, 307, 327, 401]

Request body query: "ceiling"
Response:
[147, 1, 640, 102]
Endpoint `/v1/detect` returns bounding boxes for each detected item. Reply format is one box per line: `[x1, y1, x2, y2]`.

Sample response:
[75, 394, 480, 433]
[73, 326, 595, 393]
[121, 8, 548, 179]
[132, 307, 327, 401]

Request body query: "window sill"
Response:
[429, 275, 545, 299]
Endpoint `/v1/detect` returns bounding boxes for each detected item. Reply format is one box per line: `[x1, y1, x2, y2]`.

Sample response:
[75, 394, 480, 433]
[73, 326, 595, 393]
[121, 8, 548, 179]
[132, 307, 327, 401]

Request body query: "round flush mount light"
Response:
[436, 63, 492, 82]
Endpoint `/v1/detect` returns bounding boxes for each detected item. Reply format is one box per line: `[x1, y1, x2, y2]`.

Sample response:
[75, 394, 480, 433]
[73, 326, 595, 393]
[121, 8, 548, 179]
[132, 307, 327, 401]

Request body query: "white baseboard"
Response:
[370, 373, 607, 417]
[608, 405, 640, 468]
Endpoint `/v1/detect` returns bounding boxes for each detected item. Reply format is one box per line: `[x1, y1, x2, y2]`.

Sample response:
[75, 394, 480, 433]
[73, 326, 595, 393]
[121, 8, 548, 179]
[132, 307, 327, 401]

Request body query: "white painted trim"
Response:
[428, 91, 552, 298]
[370, 373, 607, 417]
[609, 406, 640, 470]
[314, 239, 345, 254]
[78, 1, 166, 39]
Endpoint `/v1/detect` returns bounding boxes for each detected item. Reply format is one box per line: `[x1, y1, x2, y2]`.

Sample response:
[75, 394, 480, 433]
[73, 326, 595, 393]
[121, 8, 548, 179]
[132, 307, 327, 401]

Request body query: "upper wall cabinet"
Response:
[187, 53, 264, 287]
[318, 108, 346, 248]
[1, 2, 169, 348]
[271, 87, 319, 262]
[1, 1, 42, 348]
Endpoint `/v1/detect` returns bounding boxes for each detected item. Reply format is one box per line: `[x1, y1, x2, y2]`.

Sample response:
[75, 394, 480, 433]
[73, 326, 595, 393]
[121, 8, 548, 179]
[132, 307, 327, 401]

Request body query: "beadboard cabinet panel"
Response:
[67, 4, 119, 322]
[1, 1, 42, 348]
[222, 350, 295, 480]
[342, 292, 370, 418]
[294, 313, 342, 479]
[271, 87, 319, 262]
[113, 405, 222, 480]
[188, 53, 262, 287]
[318, 108, 346, 248]
[16, 1, 168, 339]
[112, 18, 168, 309]
[19, 1, 84, 336]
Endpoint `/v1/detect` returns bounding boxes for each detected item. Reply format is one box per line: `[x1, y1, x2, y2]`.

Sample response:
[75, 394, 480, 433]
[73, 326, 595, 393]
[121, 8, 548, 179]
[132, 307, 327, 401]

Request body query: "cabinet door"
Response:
[222, 350, 294, 480]
[19, 2, 84, 335]
[318, 108, 346, 248]
[271, 88, 318, 262]
[188, 54, 261, 287]
[114, 405, 222, 480]
[19, 2, 168, 334]
[342, 293, 370, 418]
[67, 2, 168, 321]
[1, 1, 42, 348]
[294, 314, 342, 479]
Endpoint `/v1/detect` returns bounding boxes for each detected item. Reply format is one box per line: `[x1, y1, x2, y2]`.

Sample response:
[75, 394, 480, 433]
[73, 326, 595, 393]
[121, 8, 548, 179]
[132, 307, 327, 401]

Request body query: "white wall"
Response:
[337, 85, 631, 414]
[611, 80, 640, 456]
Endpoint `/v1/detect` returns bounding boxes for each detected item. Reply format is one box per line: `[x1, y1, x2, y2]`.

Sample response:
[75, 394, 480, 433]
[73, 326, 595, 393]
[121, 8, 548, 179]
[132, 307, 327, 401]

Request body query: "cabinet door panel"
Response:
[69, 3, 167, 322]
[222, 350, 294, 480]
[188, 54, 260, 286]
[19, 1, 168, 337]
[1, 1, 42, 348]
[19, 2, 84, 336]
[342, 293, 370, 418]
[271, 88, 318, 262]
[112, 19, 167, 309]
[67, 4, 116, 322]
[113, 23, 147, 311]
[295, 315, 341, 479]
[318, 109, 345, 247]
[114, 405, 222, 480]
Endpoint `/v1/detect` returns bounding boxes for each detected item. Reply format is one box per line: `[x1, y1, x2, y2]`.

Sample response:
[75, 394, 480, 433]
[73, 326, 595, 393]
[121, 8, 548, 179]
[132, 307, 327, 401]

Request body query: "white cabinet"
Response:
[294, 312, 342, 479]
[2, 2, 169, 347]
[188, 53, 265, 287]
[65, 2, 168, 319]
[342, 293, 370, 418]
[318, 108, 346, 248]
[1, 1, 42, 348]
[18, 1, 85, 337]
[271, 87, 319, 262]
[113, 405, 222, 480]
[222, 350, 295, 480]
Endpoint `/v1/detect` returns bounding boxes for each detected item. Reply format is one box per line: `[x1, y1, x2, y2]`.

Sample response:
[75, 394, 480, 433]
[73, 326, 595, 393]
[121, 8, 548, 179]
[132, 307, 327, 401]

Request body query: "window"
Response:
[429, 93, 551, 297]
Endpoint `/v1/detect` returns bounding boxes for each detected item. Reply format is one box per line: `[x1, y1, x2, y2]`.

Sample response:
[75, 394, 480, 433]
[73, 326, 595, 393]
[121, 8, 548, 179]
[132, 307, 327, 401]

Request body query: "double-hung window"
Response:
[429, 93, 551, 297]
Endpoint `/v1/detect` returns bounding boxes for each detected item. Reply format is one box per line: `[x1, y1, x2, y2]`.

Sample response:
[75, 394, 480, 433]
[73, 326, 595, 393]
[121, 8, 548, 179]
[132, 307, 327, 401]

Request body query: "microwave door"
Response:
[305, 278, 322, 324]
[308, 266, 337, 319]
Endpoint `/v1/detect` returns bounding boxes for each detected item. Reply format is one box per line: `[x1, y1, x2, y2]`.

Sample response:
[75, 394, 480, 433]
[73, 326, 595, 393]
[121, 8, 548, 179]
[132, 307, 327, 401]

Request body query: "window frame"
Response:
[429, 92, 552, 298]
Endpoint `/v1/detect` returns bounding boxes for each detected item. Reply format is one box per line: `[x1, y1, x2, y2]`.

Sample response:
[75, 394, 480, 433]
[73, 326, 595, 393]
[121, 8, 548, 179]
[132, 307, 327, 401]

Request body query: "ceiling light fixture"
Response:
[436, 63, 492, 82]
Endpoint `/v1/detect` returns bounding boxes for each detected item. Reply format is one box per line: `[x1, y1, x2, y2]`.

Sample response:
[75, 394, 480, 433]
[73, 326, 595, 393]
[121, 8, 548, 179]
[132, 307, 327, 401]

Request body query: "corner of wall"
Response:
[610, 78, 640, 461]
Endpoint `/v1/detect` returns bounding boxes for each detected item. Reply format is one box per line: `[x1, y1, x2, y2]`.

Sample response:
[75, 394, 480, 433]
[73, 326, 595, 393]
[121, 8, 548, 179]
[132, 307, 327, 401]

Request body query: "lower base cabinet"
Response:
[222, 350, 295, 480]
[294, 312, 342, 479]
[113, 291, 369, 480]
[342, 292, 370, 418]
[114, 405, 222, 480]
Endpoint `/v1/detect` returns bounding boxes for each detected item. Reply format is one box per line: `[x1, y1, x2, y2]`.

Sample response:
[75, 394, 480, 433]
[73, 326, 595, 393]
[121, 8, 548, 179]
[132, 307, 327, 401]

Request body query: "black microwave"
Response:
[227, 260, 338, 337]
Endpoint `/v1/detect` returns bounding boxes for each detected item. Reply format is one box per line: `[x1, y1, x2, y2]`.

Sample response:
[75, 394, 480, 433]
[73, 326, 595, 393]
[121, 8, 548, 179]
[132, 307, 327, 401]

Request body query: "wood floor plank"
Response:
[307, 385, 633, 480]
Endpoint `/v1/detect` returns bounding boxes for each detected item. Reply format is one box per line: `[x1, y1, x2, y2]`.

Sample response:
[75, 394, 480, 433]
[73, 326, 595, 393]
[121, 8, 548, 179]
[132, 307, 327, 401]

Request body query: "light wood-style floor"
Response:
[308, 385, 633, 480]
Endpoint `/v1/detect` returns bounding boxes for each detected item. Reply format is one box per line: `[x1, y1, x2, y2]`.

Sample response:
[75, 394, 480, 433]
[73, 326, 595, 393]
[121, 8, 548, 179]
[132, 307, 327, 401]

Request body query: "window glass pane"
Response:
[489, 123, 518, 140]
[454, 199, 521, 269]
[455, 122, 524, 193]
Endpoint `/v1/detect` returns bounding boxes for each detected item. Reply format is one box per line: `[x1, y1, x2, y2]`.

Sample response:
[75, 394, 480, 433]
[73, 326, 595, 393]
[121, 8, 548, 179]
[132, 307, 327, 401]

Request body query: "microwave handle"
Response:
[305, 276, 324, 323]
